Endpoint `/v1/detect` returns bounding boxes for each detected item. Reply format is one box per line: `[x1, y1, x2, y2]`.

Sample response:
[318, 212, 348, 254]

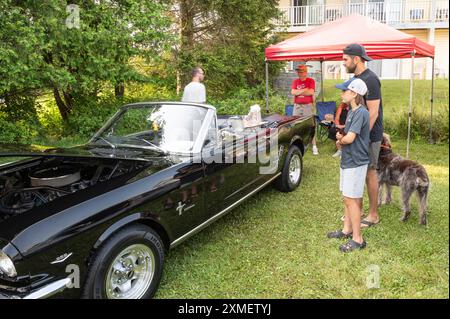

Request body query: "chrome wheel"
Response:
[105, 244, 155, 299]
[288, 154, 301, 185]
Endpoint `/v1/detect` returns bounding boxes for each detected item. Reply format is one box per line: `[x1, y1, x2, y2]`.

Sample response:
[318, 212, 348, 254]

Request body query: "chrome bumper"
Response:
[1, 278, 71, 299]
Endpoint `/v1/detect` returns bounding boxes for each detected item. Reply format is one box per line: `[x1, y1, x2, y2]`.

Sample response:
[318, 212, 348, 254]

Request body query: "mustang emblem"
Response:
[176, 201, 195, 216]
[50, 252, 73, 265]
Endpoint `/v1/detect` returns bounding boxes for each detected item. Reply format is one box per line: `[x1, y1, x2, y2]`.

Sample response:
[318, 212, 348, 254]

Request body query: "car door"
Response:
[201, 120, 269, 218]
[159, 162, 206, 240]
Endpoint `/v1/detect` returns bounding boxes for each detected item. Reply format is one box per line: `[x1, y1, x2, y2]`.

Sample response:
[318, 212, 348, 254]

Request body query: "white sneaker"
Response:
[312, 145, 319, 155]
[332, 150, 342, 157]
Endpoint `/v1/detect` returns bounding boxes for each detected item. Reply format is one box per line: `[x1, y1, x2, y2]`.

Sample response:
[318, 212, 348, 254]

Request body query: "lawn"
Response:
[155, 137, 449, 299]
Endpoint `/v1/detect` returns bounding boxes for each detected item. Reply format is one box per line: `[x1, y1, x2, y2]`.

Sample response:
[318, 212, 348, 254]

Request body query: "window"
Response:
[292, 0, 305, 7]
[436, 8, 449, 20]
[325, 9, 342, 21]
[97, 104, 208, 153]
[205, 117, 218, 147]
[409, 9, 424, 20]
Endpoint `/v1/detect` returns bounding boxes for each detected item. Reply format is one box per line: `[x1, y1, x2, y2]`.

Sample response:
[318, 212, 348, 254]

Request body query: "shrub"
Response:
[64, 83, 178, 139]
[210, 86, 288, 115]
[0, 118, 38, 144]
[125, 82, 178, 102]
[0, 93, 42, 144]
[66, 98, 121, 138]
[384, 107, 449, 143]
[36, 97, 64, 139]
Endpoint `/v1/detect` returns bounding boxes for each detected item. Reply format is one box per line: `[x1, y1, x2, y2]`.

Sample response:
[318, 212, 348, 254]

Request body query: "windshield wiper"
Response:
[123, 136, 168, 154]
[138, 138, 168, 154]
[95, 136, 116, 149]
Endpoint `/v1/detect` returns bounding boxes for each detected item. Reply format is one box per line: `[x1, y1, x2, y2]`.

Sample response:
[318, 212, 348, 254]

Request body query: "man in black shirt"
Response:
[342, 43, 383, 227]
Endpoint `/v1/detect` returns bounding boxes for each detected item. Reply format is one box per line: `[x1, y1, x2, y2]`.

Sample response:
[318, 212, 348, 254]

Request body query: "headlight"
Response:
[0, 250, 17, 278]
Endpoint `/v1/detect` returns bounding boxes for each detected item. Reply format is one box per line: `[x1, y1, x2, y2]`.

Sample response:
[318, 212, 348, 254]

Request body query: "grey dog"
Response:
[377, 134, 429, 225]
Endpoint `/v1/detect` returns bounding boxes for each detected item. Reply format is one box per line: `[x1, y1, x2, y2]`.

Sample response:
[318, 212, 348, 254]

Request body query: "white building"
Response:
[276, 0, 449, 79]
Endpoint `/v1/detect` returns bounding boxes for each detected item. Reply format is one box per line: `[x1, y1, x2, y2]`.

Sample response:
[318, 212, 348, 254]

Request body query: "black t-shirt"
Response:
[355, 68, 383, 142]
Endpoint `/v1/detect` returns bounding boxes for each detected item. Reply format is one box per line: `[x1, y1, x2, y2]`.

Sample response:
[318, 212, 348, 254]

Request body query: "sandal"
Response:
[327, 230, 352, 239]
[339, 239, 367, 252]
[360, 219, 380, 228]
[340, 212, 365, 222]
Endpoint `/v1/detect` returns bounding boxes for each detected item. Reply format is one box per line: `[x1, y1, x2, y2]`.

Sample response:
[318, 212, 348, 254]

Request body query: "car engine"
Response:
[0, 158, 144, 220]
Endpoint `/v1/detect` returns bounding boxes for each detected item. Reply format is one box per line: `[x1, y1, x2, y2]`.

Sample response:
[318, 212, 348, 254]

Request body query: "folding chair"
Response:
[314, 101, 337, 142]
[285, 104, 294, 116]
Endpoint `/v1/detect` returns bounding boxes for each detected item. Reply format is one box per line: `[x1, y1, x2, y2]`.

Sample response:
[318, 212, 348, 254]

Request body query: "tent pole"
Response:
[265, 60, 270, 114]
[320, 60, 324, 102]
[406, 52, 415, 159]
[429, 57, 435, 144]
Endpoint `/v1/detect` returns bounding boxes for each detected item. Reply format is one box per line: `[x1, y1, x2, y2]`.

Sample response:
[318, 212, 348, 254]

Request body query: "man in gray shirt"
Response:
[182, 67, 206, 104]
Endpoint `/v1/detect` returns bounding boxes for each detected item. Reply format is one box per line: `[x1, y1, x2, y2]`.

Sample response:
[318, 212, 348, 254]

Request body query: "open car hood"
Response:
[0, 143, 168, 162]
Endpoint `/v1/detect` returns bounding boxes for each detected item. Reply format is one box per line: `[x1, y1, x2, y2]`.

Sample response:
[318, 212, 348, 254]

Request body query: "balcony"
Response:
[278, 0, 449, 32]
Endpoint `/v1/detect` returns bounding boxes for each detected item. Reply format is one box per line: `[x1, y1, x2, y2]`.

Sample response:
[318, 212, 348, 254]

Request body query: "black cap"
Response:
[343, 43, 373, 61]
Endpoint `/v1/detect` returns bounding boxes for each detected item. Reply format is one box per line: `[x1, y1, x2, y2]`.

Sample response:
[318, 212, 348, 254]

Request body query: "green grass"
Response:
[155, 138, 449, 299]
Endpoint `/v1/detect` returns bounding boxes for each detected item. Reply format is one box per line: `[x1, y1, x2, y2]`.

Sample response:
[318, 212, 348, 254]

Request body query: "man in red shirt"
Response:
[291, 64, 318, 155]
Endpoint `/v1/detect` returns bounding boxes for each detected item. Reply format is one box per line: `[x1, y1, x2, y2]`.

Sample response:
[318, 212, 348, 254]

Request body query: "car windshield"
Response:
[94, 104, 208, 153]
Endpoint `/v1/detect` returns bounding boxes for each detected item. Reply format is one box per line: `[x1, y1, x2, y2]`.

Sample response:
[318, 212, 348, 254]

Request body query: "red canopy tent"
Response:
[264, 14, 436, 155]
[265, 14, 434, 61]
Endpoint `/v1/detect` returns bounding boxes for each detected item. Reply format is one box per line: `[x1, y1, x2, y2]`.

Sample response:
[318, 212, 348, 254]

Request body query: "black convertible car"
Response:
[0, 102, 314, 299]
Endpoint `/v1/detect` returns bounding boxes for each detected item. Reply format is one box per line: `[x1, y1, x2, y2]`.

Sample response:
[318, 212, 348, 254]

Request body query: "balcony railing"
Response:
[278, 0, 449, 28]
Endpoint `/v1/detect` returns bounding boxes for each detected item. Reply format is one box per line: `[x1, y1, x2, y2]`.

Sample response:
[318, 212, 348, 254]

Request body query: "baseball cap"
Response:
[296, 64, 308, 73]
[343, 43, 373, 61]
[335, 78, 367, 95]
[335, 78, 354, 91]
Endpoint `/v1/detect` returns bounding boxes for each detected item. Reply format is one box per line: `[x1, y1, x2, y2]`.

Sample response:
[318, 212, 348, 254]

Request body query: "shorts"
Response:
[369, 141, 381, 170]
[340, 164, 368, 199]
[293, 103, 314, 117]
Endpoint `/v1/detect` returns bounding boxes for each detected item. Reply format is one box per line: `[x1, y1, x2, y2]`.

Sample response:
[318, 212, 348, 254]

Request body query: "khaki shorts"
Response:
[293, 103, 314, 117]
[369, 141, 381, 170]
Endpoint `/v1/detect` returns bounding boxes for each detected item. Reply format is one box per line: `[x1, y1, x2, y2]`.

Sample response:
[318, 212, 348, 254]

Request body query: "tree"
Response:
[0, 0, 46, 121]
[0, 0, 172, 121]
[172, 0, 282, 98]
